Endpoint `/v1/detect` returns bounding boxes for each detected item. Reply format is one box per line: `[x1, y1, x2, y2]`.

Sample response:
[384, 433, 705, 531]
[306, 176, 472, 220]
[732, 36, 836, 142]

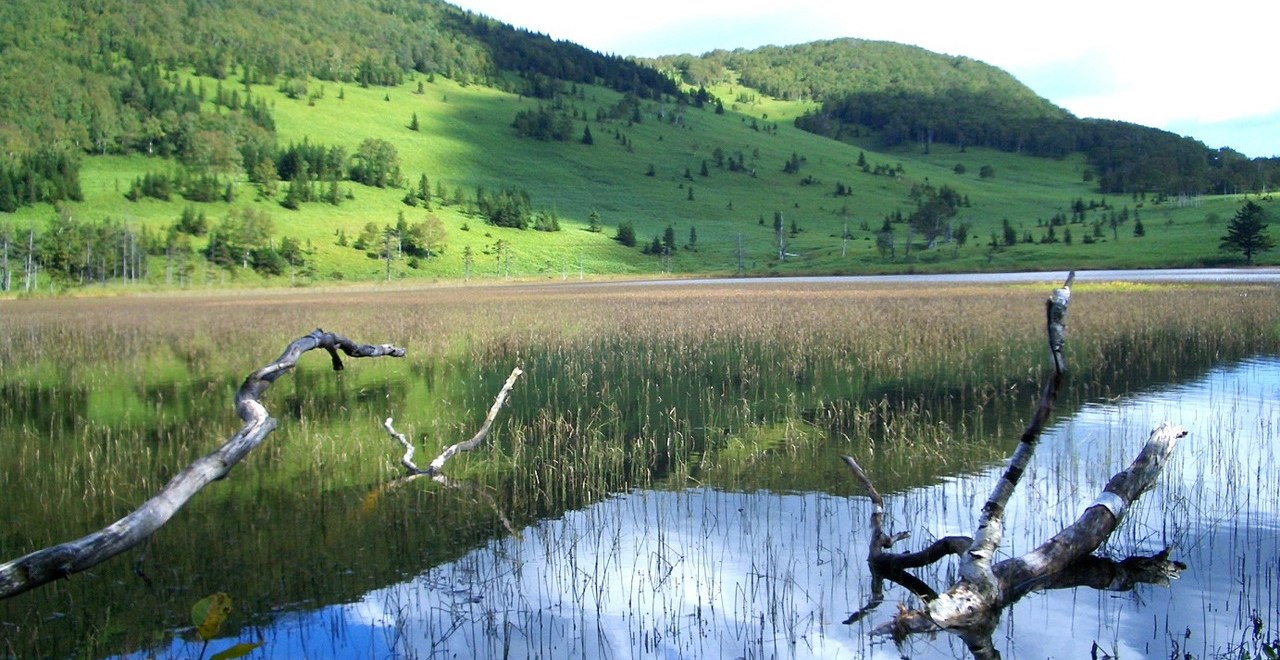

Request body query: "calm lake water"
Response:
[98, 355, 1280, 660]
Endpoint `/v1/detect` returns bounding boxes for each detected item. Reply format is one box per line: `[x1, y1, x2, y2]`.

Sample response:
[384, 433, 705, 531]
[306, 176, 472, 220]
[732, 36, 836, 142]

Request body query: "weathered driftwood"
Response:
[0, 330, 405, 600]
[374, 367, 524, 537]
[875, 424, 1186, 645]
[844, 274, 1187, 658]
[840, 455, 971, 624]
[382, 366, 524, 484]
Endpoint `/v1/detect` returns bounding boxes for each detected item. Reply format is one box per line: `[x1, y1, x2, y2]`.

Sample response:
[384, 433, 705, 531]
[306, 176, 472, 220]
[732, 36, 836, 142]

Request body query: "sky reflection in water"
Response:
[137, 357, 1280, 660]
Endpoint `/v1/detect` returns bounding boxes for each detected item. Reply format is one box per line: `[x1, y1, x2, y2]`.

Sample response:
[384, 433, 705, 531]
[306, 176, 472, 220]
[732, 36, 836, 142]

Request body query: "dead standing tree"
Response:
[0, 330, 407, 600]
[843, 273, 1187, 658]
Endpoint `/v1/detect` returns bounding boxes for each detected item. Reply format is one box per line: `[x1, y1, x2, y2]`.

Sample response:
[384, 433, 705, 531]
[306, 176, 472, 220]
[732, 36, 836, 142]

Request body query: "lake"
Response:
[1, 277, 1278, 659]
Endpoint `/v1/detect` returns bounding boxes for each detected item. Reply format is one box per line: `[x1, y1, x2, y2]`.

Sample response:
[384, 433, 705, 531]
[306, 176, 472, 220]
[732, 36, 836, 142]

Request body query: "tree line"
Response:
[1, 206, 315, 292]
[795, 92, 1280, 197]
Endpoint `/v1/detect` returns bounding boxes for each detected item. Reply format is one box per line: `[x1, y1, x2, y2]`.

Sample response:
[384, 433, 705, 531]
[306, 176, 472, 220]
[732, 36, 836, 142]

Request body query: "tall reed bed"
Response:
[3, 282, 1278, 518]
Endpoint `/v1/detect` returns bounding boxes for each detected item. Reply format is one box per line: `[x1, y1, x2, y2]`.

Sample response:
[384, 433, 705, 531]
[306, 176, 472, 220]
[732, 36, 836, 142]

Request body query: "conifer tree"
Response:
[1220, 201, 1274, 265]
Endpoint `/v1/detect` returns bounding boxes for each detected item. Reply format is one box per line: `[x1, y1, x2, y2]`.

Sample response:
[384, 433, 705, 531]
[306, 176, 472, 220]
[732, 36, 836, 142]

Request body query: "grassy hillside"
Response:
[1, 0, 1274, 291]
[3, 67, 1270, 290]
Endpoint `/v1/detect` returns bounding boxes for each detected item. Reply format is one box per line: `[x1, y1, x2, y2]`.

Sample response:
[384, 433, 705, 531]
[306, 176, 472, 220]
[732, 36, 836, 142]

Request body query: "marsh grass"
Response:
[1, 280, 1278, 658]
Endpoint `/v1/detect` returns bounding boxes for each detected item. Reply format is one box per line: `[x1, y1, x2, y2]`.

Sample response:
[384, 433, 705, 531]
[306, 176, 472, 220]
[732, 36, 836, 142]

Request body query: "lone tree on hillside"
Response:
[1220, 200, 1274, 265]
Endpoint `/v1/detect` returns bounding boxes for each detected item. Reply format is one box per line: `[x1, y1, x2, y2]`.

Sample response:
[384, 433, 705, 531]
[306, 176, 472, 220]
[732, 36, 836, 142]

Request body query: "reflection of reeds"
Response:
[1, 281, 1278, 657]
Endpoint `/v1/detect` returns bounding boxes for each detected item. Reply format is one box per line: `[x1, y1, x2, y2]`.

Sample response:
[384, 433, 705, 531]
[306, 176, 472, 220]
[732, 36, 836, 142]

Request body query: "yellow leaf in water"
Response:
[210, 641, 263, 660]
[191, 592, 233, 642]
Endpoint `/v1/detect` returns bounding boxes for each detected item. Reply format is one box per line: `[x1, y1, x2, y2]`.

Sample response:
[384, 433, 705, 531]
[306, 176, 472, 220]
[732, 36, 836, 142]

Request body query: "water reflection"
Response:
[123, 356, 1279, 659]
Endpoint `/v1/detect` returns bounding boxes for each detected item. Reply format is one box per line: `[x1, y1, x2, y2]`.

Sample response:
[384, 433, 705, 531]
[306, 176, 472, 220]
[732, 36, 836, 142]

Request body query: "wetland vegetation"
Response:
[1, 278, 1278, 659]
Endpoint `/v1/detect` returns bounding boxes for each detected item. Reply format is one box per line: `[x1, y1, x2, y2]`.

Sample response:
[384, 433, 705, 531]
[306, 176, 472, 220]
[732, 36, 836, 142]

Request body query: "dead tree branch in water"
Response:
[0, 330, 405, 600]
[381, 366, 524, 484]
[374, 367, 524, 536]
[840, 455, 970, 624]
[842, 273, 1187, 658]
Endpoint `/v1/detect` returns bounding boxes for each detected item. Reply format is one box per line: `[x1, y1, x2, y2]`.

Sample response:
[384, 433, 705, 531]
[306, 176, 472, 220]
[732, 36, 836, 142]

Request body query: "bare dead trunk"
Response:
[0, 330, 405, 600]
[845, 273, 1187, 657]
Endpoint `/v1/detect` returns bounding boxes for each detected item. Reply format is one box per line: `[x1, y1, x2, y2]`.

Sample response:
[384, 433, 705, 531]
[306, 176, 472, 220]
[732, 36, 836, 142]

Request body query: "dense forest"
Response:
[654, 39, 1061, 112]
[794, 92, 1270, 195]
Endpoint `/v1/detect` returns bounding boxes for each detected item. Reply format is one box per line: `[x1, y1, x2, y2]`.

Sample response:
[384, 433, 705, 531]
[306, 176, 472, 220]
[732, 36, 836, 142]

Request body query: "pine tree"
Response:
[614, 221, 636, 247]
[417, 173, 431, 209]
[1220, 201, 1275, 265]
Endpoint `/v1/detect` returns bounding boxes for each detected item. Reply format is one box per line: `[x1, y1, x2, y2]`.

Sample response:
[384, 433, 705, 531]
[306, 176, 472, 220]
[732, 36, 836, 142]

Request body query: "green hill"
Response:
[0, 0, 1276, 291]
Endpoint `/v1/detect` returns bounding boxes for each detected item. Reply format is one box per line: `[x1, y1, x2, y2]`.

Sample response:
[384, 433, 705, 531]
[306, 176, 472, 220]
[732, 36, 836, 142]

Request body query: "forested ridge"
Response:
[3, 0, 1276, 211]
[651, 39, 1277, 196]
[653, 39, 1061, 113]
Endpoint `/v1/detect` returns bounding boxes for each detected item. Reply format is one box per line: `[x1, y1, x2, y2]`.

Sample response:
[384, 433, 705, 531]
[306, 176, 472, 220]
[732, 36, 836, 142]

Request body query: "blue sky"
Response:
[453, 0, 1280, 159]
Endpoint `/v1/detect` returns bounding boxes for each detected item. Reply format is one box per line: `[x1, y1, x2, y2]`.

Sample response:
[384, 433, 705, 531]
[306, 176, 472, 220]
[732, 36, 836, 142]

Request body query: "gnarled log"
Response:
[0, 329, 405, 600]
[880, 423, 1187, 641]
[844, 274, 1187, 658]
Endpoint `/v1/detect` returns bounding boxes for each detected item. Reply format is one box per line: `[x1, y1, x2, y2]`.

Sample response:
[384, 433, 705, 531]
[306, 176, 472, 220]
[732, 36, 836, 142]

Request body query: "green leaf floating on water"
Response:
[191, 592, 233, 642]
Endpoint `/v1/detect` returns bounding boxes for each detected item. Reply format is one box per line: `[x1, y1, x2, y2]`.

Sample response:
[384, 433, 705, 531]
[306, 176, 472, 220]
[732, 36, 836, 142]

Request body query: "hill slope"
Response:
[0, 0, 1275, 291]
[653, 38, 1064, 115]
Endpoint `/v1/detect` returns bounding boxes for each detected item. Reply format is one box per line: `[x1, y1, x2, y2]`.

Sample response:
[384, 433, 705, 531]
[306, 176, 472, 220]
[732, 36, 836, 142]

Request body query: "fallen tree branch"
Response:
[960, 271, 1073, 602]
[840, 455, 970, 624]
[992, 422, 1186, 604]
[0, 329, 405, 600]
[874, 423, 1187, 648]
[385, 417, 430, 476]
[374, 367, 524, 536]
[381, 366, 524, 481]
[425, 366, 524, 477]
